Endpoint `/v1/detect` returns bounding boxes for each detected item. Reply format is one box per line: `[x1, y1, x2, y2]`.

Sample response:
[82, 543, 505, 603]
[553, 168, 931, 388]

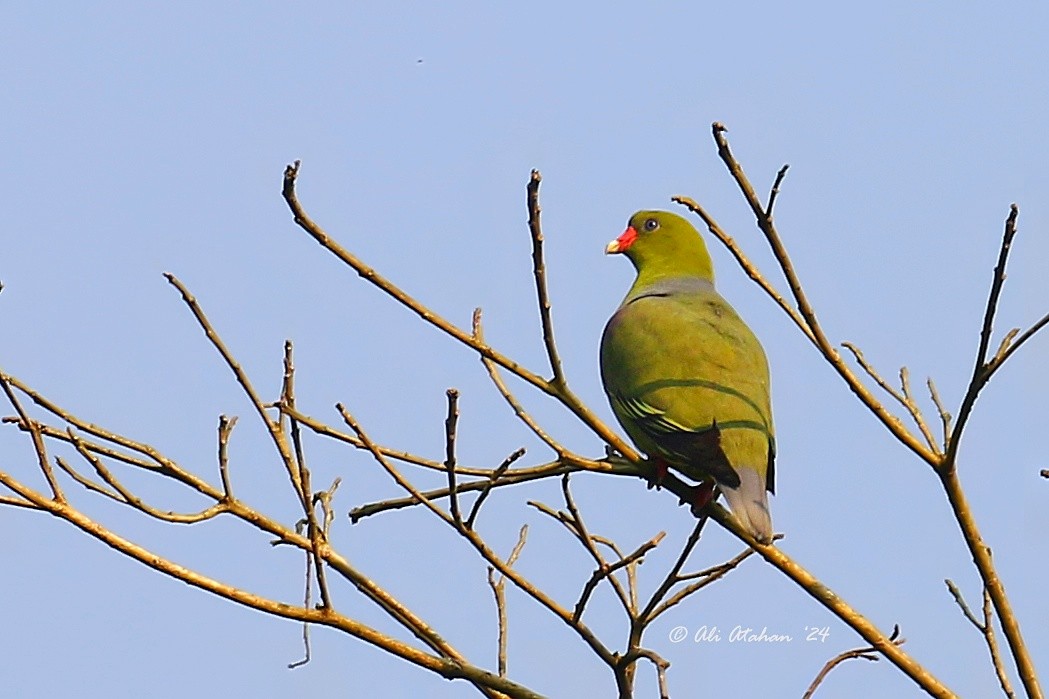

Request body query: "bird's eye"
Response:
[643, 218, 659, 232]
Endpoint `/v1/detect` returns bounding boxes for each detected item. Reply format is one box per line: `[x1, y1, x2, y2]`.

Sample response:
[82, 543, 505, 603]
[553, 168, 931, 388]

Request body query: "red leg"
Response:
[686, 481, 716, 516]
[646, 458, 670, 490]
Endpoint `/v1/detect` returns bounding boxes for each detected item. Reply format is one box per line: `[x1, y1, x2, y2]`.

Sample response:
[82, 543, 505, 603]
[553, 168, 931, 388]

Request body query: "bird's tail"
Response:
[721, 468, 773, 543]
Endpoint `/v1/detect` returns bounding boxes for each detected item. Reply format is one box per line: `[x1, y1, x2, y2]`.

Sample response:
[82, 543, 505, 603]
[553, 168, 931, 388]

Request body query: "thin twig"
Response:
[164, 274, 302, 496]
[465, 447, 525, 530]
[338, 404, 451, 524]
[765, 164, 790, 218]
[672, 195, 814, 344]
[945, 580, 1016, 698]
[986, 311, 1049, 379]
[218, 415, 237, 498]
[0, 373, 64, 502]
[0, 470, 543, 699]
[648, 548, 758, 621]
[697, 123, 941, 469]
[66, 430, 227, 523]
[487, 525, 528, 677]
[444, 388, 463, 527]
[281, 162, 639, 464]
[340, 403, 615, 666]
[474, 308, 564, 456]
[840, 343, 939, 455]
[350, 454, 621, 522]
[0, 495, 39, 509]
[946, 205, 1020, 472]
[941, 473, 1037, 698]
[639, 520, 706, 623]
[526, 170, 566, 388]
[525, 484, 632, 618]
[926, 378, 952, 450]
[803, 625, 905, 699]
[286, 405, 496, 475]
[634, 648, 671, 699]
[982, 589, 1017, 699]
[574, 531, 665, 622]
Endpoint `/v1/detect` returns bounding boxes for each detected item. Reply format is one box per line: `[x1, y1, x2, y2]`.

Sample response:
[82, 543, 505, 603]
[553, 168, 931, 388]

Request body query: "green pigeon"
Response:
[600, 210, 775, 542]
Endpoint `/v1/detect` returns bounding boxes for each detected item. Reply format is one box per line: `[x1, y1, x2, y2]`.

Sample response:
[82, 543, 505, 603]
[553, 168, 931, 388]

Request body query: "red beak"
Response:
[605, 226, 638, 254]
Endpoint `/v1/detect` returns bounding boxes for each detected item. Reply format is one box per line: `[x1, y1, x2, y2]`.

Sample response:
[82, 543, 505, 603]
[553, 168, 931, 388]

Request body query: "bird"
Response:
[600, 210, 775, 542]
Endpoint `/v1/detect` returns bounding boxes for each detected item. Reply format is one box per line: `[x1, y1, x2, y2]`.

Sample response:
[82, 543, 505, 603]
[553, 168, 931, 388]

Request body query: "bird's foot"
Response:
[646, 459, 670, 490]
[683, 481, 717, 516]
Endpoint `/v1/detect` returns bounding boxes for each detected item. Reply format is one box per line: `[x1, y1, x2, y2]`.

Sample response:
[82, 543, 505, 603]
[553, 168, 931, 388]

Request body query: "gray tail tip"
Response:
[720, 469, 773, 543]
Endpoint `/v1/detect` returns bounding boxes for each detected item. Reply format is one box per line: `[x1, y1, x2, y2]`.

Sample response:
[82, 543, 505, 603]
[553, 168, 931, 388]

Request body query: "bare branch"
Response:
[982, 589, 1017, 699]
[648, 547, 758, 621]
[465, 447, 525, 530]
[0, 494, 41, 509]
[672, 195, 814, 344]
[526, 487, 633, 619]
[803, 625, 905, 699]
[945, 580, 1016, 699]
[338, 404, 451, 525]
[941, 473, 1037, 698]
[634, 648, 671, 699]
[525, 170, 566, 388]
[0, 372, 64, 501]
[704, 500, 952, 697]
[339, 404, 615, 666]
[474, 308, 564, 456]
[765, 164, 790, 218]
[218, 414, 237, 498]
[487, 525, 529, 677]
[946, 205, 1021, 474]
[945, 579, 982, 628]
[350, 451, 636, 522]
[691, 123, 940, 469]
[164, 274, 302, 496]
[444, 388, 463, 527]
[840, 343, 939, 455]
[574, 531, 665, 623]
[66, 429, 227, 523]
[640, 519, 706, 623]
[53, 455, 124, 502]
[0, 472, 543, 699]
[926, 378, 952, 449]
[281, 161, 640, 464]
[987, 311, 1049, 378]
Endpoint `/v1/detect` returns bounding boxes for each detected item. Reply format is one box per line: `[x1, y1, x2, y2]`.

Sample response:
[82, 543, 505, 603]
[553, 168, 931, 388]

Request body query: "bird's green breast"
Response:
[600, 282, 774, 472]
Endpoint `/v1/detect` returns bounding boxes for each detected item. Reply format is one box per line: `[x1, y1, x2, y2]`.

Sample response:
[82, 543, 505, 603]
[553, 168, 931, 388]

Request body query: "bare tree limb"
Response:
[634, 648, 671, 699]
[803, 625, 905, 699]
[0, 372, 64, 502]
[840, 344, 940, 455]
[281, 161, 640, 465]
[488, 525, 529, 678]
[946, 205, 1020, 471]
[465, 447, 525, 530]
[474, 308, 565, 457]
[525, 170, 566, 389]
[683, 123, 942, 470]
[164, 274, 302, 498]
[0, 471, 544, 699]
[444, 388, 463, 527]
[945, 580, 1016, 698]
[926, 378, 952, 449]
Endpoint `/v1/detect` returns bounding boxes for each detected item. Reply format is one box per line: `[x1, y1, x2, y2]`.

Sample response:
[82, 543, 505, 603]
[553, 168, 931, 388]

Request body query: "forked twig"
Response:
[803, 625, 906, 699]
[945, 580, 1015, 698]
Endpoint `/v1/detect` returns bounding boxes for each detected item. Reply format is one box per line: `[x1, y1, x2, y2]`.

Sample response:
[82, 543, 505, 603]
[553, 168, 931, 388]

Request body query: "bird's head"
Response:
[605, 210, 715, 283]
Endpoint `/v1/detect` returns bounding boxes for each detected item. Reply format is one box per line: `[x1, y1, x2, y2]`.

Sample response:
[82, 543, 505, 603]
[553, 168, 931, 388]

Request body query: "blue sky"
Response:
[3, 3, 1046, 697]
